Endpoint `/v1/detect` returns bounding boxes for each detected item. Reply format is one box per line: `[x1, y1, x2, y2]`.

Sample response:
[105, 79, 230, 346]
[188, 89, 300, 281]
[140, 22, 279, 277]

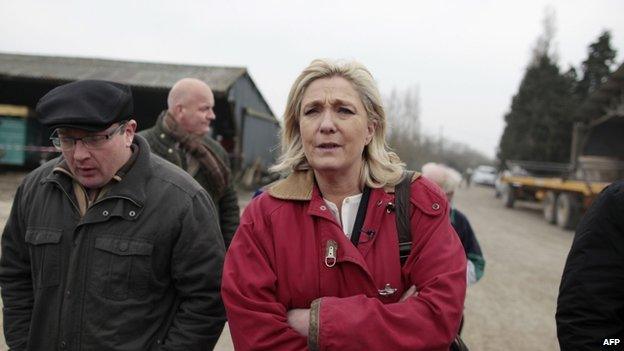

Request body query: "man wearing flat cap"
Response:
[0, 80, 227, 350]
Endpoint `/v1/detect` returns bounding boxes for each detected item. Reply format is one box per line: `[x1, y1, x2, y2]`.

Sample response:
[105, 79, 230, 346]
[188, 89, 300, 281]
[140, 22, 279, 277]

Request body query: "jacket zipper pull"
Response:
[325, 240, 338, 268]
[378, 283, 398, 296]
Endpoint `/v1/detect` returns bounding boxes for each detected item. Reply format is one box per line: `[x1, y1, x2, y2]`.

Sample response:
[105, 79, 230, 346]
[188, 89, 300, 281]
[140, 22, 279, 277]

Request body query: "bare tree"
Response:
[385, 86, 421, 168]
[385, 86, 492, 172]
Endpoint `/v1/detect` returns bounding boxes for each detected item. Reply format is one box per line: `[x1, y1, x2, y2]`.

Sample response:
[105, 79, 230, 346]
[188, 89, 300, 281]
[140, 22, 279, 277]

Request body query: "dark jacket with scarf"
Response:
[0, 135, 226, 350]
[556, 180, 624, 350]
[139, 112, 240, 248]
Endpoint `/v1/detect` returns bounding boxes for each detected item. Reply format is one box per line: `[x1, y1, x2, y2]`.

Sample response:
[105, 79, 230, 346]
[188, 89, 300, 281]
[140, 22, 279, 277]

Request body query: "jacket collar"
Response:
[152, 110, 179, 146]
[268, 170, 315, 200]
[267, 169, 421, 201]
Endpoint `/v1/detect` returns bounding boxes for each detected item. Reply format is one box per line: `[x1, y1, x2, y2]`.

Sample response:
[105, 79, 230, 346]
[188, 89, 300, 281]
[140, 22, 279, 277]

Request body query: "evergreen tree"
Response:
[499, 56, 576, 163]
[575, 31, 617, 121]
[498, 10, 577, 164]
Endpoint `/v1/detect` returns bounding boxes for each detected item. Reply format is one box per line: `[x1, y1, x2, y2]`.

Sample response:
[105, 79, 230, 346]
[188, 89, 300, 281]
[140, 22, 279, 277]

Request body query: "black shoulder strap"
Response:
[396, 171, 470, 350]
[396, 170, 414, 265]
[350, 186, 371, 247]
[396, 170, 414, 242]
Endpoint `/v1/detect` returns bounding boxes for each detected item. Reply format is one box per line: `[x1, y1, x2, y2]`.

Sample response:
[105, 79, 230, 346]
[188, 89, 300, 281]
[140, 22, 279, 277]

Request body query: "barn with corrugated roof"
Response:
[0, 52, 280, 172]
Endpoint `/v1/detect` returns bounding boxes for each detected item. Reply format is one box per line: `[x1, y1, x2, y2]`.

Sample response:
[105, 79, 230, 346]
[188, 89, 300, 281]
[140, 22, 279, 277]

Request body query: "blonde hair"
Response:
[270, 58, 405, 188]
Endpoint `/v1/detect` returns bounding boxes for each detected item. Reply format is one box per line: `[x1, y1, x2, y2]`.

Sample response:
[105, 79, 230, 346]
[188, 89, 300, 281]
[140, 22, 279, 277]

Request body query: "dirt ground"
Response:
[0, 172, 574, 350]
[456, 185, 573, 351]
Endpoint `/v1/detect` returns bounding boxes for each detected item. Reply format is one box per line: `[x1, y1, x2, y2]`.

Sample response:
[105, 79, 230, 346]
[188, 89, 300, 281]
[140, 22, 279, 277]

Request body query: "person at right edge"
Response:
[221, 58, 466, 350]
[556, 180, 624, 350]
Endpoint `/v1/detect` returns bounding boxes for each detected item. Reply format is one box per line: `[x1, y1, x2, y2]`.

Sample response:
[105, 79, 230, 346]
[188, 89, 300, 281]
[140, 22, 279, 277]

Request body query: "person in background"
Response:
[140, 78, 239, 248]
[422, 162, 486, 286]
[0, 80, 226, 350]
[222, 59, 466, 350]
[463, 167, 473, 188]
[556, 180, 624, 350]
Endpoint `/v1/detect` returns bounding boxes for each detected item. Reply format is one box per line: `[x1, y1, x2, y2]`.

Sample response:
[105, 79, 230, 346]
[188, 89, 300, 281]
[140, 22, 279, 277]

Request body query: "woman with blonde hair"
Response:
[222, 59, 466, 350]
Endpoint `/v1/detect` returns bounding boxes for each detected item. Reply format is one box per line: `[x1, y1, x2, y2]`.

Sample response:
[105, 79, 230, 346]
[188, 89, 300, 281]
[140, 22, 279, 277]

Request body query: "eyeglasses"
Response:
[50, 122, 127, 151]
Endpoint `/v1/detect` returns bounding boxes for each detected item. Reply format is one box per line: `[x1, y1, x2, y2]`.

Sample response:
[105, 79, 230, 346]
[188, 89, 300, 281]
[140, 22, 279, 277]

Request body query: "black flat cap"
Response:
[36, 80, 133, 131]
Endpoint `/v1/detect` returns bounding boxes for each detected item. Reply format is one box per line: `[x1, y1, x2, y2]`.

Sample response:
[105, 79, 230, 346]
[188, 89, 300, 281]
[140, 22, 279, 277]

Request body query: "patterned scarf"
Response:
[162, 112, 230, 196]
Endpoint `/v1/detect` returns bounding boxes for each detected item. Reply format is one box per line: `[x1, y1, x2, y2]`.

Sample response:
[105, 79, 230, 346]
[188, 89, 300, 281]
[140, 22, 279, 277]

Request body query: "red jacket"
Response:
[222, 171, 466, 351]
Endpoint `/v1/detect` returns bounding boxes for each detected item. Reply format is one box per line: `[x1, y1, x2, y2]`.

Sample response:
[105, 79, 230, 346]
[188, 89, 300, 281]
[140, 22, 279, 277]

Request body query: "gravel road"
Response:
[456, 185, 573, 351]
[0, 172, 574, 350]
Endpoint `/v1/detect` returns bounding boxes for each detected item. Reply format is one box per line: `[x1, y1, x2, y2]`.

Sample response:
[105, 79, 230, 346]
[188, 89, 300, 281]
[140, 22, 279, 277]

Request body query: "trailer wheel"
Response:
[502, 185, 515, 208]
[543, 191, 557, 224]
[556, 193, 581, 230]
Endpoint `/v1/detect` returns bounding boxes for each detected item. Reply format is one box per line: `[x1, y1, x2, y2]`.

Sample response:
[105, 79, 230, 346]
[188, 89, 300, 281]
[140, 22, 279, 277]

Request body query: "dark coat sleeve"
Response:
[161, 189, 227, 350]
[556, 181, 624, 350]
[0, 184, 33, 351]
[206, 137, 239, 248]
[218, 182, 240, 249]
[452, 209, 485, 282]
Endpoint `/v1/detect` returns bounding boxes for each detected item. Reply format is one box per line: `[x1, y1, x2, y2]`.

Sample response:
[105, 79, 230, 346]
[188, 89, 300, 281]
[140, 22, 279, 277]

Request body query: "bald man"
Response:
[140, 78, 240, 248]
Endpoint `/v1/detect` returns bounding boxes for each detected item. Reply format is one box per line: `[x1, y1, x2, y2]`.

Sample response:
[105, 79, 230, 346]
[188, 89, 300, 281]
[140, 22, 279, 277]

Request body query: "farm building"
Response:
[0, 52, 280, 172]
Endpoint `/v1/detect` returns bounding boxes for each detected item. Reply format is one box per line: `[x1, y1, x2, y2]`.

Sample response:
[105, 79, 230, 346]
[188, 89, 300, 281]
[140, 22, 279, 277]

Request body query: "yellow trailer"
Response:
[500, 174, 611, 229]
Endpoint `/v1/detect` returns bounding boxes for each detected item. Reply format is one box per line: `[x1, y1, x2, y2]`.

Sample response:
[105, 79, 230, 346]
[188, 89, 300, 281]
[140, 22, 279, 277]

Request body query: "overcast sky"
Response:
[2, 0, 623, 158]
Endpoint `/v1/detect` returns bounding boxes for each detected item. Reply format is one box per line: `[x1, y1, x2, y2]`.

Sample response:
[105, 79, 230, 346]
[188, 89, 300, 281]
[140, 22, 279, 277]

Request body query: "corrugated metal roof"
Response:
[0, 52, 247, 93]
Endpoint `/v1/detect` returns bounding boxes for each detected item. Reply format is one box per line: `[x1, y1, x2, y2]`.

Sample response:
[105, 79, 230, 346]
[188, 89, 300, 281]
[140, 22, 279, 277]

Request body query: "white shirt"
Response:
[323, 193, 363, 238]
